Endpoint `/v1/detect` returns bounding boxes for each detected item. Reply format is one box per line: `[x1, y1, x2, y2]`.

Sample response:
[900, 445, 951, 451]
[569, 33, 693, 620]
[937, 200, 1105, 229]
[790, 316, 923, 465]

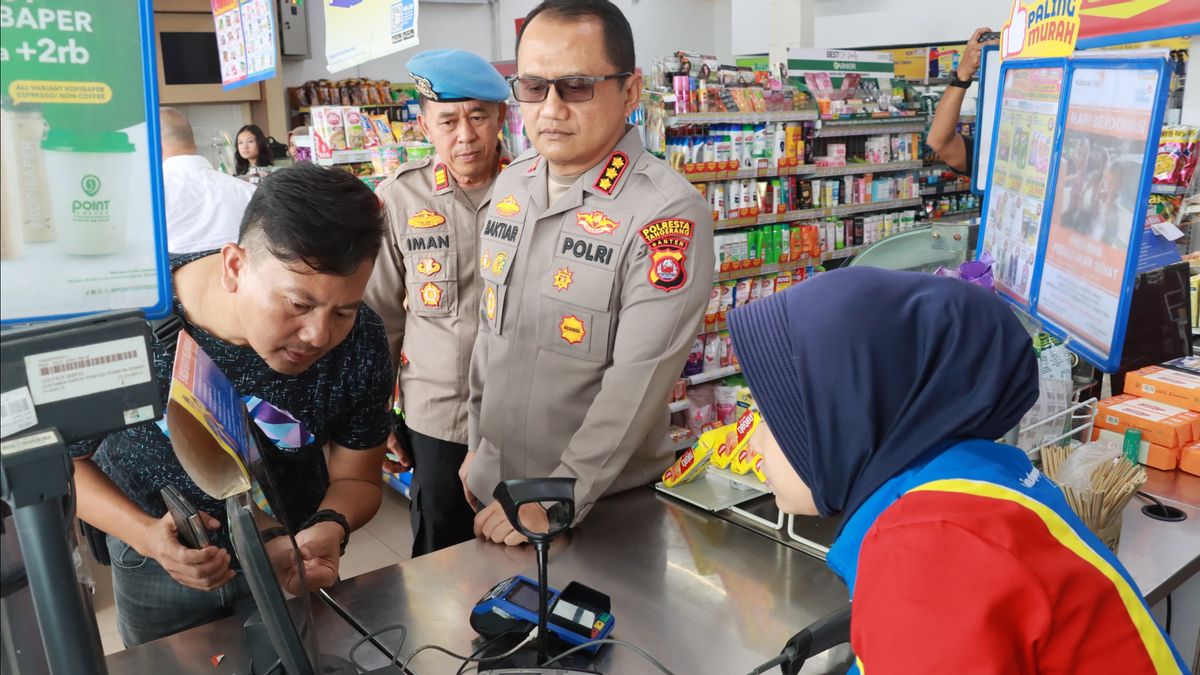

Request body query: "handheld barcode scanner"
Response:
[493, 478, 575, 663]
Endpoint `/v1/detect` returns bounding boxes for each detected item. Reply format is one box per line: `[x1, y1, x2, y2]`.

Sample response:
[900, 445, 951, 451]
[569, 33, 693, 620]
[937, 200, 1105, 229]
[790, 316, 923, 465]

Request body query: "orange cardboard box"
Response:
[1094, 395, 1197, 449]
[1091, 428, 1180, 471]
[1181, 444, 1200, 477]
[1126, 366, 1200, 412]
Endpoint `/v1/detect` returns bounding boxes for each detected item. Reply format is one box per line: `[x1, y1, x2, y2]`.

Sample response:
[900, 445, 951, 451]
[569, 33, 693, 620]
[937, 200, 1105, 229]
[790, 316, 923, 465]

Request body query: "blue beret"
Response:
[406, 49, 510, 103]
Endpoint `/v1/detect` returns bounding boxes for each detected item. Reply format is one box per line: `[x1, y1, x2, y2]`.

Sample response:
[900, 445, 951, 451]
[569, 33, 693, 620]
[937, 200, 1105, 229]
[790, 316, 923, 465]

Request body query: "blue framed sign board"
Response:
[977, 56, 1172, 372]
[1, 0, 171, 325]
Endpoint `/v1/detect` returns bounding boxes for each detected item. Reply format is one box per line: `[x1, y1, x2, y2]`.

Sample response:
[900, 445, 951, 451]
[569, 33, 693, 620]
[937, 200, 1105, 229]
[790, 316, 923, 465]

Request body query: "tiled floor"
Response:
[93, 488, 413, 655]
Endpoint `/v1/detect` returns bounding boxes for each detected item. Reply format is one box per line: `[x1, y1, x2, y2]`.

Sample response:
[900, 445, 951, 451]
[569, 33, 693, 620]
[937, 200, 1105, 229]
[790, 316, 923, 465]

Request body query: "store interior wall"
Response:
[280, 0, 1006, 88]
[280, 0, 732, 85]
[280, 2, 496, 83]
[813, 0, 1007, 48]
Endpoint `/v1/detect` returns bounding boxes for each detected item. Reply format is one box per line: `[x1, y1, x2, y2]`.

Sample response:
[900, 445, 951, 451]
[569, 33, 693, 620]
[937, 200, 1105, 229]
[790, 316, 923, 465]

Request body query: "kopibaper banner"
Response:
[0, 0, 170, 324]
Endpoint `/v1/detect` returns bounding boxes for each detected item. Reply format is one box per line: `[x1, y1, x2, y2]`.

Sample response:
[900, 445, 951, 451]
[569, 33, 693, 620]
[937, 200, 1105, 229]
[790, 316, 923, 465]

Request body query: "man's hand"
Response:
[957, 27, 999, 81]
[280, 521, 343, 595]
[139, 511, 234, 591]
[459, 450, 479, 510]
[473, 501, 550, 547]
[383, 431, 412, 474]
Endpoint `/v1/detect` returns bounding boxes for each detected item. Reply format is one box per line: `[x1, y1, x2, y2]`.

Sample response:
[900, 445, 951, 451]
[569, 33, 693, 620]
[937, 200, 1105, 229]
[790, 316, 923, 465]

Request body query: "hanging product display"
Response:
[210, 0, 277, 91]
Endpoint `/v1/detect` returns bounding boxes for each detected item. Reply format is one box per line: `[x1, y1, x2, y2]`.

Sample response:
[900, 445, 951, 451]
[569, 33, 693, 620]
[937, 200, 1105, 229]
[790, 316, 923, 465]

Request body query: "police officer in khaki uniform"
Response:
[363, 49, 510, 556]
[464, 0, 716, 545]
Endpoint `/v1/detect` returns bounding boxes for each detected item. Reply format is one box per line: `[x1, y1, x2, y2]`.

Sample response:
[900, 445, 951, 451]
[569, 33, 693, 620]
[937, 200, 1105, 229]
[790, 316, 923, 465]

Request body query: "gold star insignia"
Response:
[605, 167, 618, 179]
[598, 178, 613, 190]
[611, 156, 625, 169]
[552, 267, 574, 291]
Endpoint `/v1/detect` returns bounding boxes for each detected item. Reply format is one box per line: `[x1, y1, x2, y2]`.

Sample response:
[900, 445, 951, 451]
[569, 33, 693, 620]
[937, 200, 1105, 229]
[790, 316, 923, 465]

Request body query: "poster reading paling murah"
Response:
[1034, 65, 1163, 365]
[980, 65, 1064, 306]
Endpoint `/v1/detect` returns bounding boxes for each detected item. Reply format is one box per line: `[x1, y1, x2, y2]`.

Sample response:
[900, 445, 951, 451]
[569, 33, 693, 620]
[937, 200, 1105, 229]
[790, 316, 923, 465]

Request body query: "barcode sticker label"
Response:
[0, 387, 38, 439]
[0, 430, 58, 457]
[24, 337, 152, 405]
[124, 405, 155, 425]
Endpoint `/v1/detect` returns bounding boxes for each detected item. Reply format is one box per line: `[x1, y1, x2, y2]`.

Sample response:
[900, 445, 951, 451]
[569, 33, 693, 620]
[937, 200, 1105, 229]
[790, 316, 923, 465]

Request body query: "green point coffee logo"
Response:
[81, 175, 101, 197]
[73, 175, 110, 220]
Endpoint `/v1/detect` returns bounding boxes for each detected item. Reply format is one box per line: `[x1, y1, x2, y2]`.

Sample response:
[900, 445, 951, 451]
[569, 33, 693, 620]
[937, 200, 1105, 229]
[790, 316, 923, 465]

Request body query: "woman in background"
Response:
[728, 267, 1187, 674]
[235, 124, 274, 176]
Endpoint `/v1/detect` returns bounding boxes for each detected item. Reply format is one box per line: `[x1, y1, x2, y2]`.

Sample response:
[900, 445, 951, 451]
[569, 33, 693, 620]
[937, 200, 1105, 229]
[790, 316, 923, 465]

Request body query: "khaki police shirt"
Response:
[365, 154, 504, 444]
[466, 127, 716, 521]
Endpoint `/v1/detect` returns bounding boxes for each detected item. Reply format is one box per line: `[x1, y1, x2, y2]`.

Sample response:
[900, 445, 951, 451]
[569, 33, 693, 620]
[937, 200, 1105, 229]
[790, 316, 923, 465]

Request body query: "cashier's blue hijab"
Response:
[727, 267, 1038, 524]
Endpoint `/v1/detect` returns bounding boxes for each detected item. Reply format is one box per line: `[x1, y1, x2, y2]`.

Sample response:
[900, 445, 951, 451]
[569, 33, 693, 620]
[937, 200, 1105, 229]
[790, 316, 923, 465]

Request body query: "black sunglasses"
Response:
[508, 73, 633, 103]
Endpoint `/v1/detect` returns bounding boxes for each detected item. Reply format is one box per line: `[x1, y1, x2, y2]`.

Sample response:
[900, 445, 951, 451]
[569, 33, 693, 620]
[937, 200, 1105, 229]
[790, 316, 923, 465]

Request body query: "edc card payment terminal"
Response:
[471, 576, 615, 653]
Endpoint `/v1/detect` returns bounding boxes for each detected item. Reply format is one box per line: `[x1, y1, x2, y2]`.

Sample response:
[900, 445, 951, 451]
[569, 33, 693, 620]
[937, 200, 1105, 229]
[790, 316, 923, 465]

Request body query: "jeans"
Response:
[107, 534, 254, 647]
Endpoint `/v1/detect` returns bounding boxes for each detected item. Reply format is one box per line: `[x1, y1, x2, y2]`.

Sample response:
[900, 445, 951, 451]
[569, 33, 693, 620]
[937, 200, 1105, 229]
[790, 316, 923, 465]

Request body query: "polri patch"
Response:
[552, 267, 574, 292]
[576, 210, 620, 236]
[419, 282, 444, 307]
[639, 218, 694, 293]
[559, 315, 586, 345]
[408, 209, 446, 229]
[495, 195, 521, 217]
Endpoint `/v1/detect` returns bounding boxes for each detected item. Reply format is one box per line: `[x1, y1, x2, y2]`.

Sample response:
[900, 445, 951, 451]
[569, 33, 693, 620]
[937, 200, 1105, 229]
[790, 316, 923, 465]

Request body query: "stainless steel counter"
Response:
[105, 593, 396, 674]
[1119, 468, 1200, 606]
[101, 469, 1198, 674]
[322, 488, 853, 674]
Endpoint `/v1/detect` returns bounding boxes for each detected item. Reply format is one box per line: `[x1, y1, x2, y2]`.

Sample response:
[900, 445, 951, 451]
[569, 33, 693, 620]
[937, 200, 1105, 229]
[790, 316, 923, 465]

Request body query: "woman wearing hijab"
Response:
[728, 267, 1187, 675]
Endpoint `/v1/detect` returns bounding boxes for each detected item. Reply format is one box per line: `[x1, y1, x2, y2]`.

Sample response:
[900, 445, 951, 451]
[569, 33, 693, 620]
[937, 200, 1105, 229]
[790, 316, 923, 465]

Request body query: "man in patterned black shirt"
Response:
[69, 164, 394, 647]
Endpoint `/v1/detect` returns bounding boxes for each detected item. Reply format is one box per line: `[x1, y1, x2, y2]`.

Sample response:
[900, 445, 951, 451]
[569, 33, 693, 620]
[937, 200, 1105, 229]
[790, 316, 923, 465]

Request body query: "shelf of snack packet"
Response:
[713, 196, 923, 231]
[298, 102, 407, 114]
[315, 149, 376, 166]
[680, 158, 925, 184]
[663, 109, 818, 126]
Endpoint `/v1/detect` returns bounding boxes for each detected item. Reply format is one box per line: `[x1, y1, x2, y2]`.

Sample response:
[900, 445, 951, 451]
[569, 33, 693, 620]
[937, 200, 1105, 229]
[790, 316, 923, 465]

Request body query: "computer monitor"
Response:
[227, 491, 319, 675]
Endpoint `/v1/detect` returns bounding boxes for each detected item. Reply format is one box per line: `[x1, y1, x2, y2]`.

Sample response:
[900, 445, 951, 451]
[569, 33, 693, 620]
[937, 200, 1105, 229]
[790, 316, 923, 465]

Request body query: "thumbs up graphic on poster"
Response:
[1002, 1, 1028, 58]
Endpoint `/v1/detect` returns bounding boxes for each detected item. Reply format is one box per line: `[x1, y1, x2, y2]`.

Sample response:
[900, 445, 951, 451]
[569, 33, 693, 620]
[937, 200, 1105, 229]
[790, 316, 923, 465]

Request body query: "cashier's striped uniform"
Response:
[826, 440, 1189, 675]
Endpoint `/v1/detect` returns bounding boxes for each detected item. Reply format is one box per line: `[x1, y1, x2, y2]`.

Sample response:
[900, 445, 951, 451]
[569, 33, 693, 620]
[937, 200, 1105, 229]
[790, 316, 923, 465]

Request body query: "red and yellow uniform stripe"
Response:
[850, 480, 1185, 674]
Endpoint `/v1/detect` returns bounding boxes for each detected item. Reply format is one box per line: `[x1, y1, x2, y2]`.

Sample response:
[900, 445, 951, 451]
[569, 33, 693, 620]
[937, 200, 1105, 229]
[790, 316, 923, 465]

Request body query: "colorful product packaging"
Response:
[1126, 366, 1200, 412]
[1095, 394, 1200, 448]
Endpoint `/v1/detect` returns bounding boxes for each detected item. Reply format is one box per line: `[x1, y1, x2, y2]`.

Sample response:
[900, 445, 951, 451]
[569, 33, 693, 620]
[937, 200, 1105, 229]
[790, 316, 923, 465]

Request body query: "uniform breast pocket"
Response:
[406, 251, 457, 318]
[539, 264, 616, 363]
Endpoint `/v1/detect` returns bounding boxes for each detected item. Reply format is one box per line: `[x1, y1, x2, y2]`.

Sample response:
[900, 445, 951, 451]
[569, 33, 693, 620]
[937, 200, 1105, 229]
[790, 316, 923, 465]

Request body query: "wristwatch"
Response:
[948, 73, 973, 89]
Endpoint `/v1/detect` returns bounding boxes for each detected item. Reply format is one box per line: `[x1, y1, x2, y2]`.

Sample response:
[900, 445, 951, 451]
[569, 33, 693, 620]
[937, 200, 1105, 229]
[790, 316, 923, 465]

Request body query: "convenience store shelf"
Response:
[924, 208, 981, 222]
[920, 183, 972, 197]
[714, 197, 923, 231]
[683, 159, 923, 184]
[687, 365, 741, 386]
[664, 110, 819, 126]
[683, 163, 809, 184]
[298, 102, 406, 113]
[671, 435, 695, 452]
[668, 399, 691, 414]
[806, 159, 924, 178]
[315, 149, 374, 166]
[813, 119, 927, 138]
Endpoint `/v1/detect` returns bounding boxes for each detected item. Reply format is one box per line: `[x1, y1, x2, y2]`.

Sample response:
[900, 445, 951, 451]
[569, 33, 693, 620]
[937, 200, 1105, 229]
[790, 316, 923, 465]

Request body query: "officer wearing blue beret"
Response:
[364, 49, 511, 556]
